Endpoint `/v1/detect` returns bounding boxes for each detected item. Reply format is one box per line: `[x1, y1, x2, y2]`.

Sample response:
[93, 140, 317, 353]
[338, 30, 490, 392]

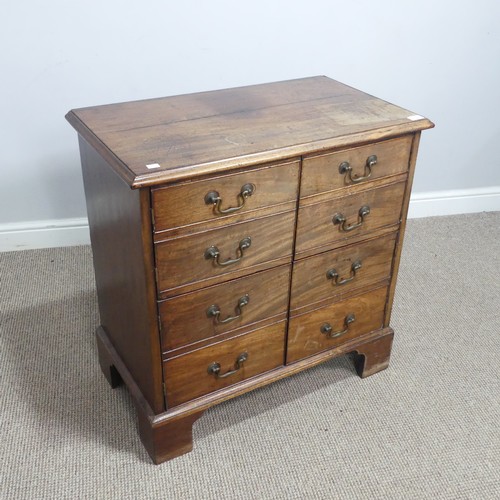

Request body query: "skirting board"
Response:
[1, 187, 499, 251]
[0, 218, 90, 252]
[407, 186, 500, 219]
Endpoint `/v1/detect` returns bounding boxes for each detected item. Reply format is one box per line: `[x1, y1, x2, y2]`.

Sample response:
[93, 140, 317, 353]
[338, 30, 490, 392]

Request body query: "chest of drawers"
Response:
[66, 76, 433, 464]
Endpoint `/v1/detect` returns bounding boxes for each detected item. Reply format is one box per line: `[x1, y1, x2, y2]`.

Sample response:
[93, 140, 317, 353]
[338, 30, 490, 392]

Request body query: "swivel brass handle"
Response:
[204, 237, 252, 267]
[333, 205, 370, 232]
[327, 260, 362, 286]
[205, 183, 255, 215]
[206, 294, 250, 325]
[339, 155, 377, 184]
[207, 352, 248, 379]
[320, 314, 356, 339]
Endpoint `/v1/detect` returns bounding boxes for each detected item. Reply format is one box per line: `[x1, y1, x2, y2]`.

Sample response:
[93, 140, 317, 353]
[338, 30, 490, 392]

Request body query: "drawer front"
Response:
[152, 160, 300, 233]
[165, 321, 286, 407]
[295, 181, 405, 255]
[155, 211, 295, 296]
[301, 135, 412, 198]
[290, 232, 397, 312]
[287, 286, 387, 363]
[159, 265, 291, 353]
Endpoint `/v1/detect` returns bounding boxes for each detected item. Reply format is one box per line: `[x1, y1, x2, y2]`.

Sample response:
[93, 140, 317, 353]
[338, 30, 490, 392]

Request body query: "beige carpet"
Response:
[1, 212, 499, 499]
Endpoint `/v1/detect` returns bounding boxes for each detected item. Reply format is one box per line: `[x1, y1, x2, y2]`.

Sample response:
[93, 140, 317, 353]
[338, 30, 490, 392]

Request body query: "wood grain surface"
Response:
[287, 286, 388, 363]
[152, 159, 299, 234]
[352, 330, 394, 378]
[66, 76, 433, 187]
[301, 135, 412, 198]
[159, 265, 291, 353]
[290, 232, 397, 312]
[155, 211, 295, 296]
[295, 180, 406, 256]
[79, 138, 164, 413]
[164, 321, 286, 407]
[385, 132, 422, 327]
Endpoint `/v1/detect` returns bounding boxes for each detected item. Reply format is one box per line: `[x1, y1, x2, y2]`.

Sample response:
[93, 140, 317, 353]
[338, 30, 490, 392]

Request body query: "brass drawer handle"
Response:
[205, 183, 255, 215]
[327, 260, 362, 286]
[206, 294, 250, 325]
[333, 205, 370, 232]
[339, 155, 377, 184]
[204, 237, 252, 267]
[207, 352, 248, 378]
[320, 314, 356, 339]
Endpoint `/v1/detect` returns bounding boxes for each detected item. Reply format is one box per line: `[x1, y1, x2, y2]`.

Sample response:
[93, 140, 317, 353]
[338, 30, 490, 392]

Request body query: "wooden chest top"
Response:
[66, 76, 433, 188]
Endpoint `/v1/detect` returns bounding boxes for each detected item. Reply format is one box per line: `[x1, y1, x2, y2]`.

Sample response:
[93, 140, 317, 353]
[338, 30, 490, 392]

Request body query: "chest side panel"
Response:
[79, 136, 164, 413]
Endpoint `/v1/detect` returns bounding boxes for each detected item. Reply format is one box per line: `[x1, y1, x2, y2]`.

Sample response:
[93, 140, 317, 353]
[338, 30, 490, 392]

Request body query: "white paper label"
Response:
[407, 115, 424, 121]
[146, 163, 161, 169]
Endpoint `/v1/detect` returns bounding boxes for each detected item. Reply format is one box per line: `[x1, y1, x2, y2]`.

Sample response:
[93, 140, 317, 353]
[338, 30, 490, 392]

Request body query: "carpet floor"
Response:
[1, 212, 499, 499]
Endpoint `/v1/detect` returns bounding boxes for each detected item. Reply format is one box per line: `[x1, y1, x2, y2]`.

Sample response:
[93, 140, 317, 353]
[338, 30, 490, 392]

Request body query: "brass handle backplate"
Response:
[333, 205, 370, 232]
[205, 183, 255, 215]
[204, 237, 252, 267]
[320, 314, 356, 339]
[339, 155, 377, 184]
[206, 294, 250, 325]
[327, 260, 362, 286]
[207, 352, 248, 379]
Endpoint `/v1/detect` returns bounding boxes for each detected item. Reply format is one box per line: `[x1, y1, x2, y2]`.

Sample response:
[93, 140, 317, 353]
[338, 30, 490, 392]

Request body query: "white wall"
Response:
[1, 1, 499, 248]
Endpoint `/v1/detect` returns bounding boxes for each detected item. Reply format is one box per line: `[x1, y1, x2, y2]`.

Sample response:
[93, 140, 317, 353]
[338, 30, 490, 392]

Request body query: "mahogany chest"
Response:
[66, 76, 433, 463]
